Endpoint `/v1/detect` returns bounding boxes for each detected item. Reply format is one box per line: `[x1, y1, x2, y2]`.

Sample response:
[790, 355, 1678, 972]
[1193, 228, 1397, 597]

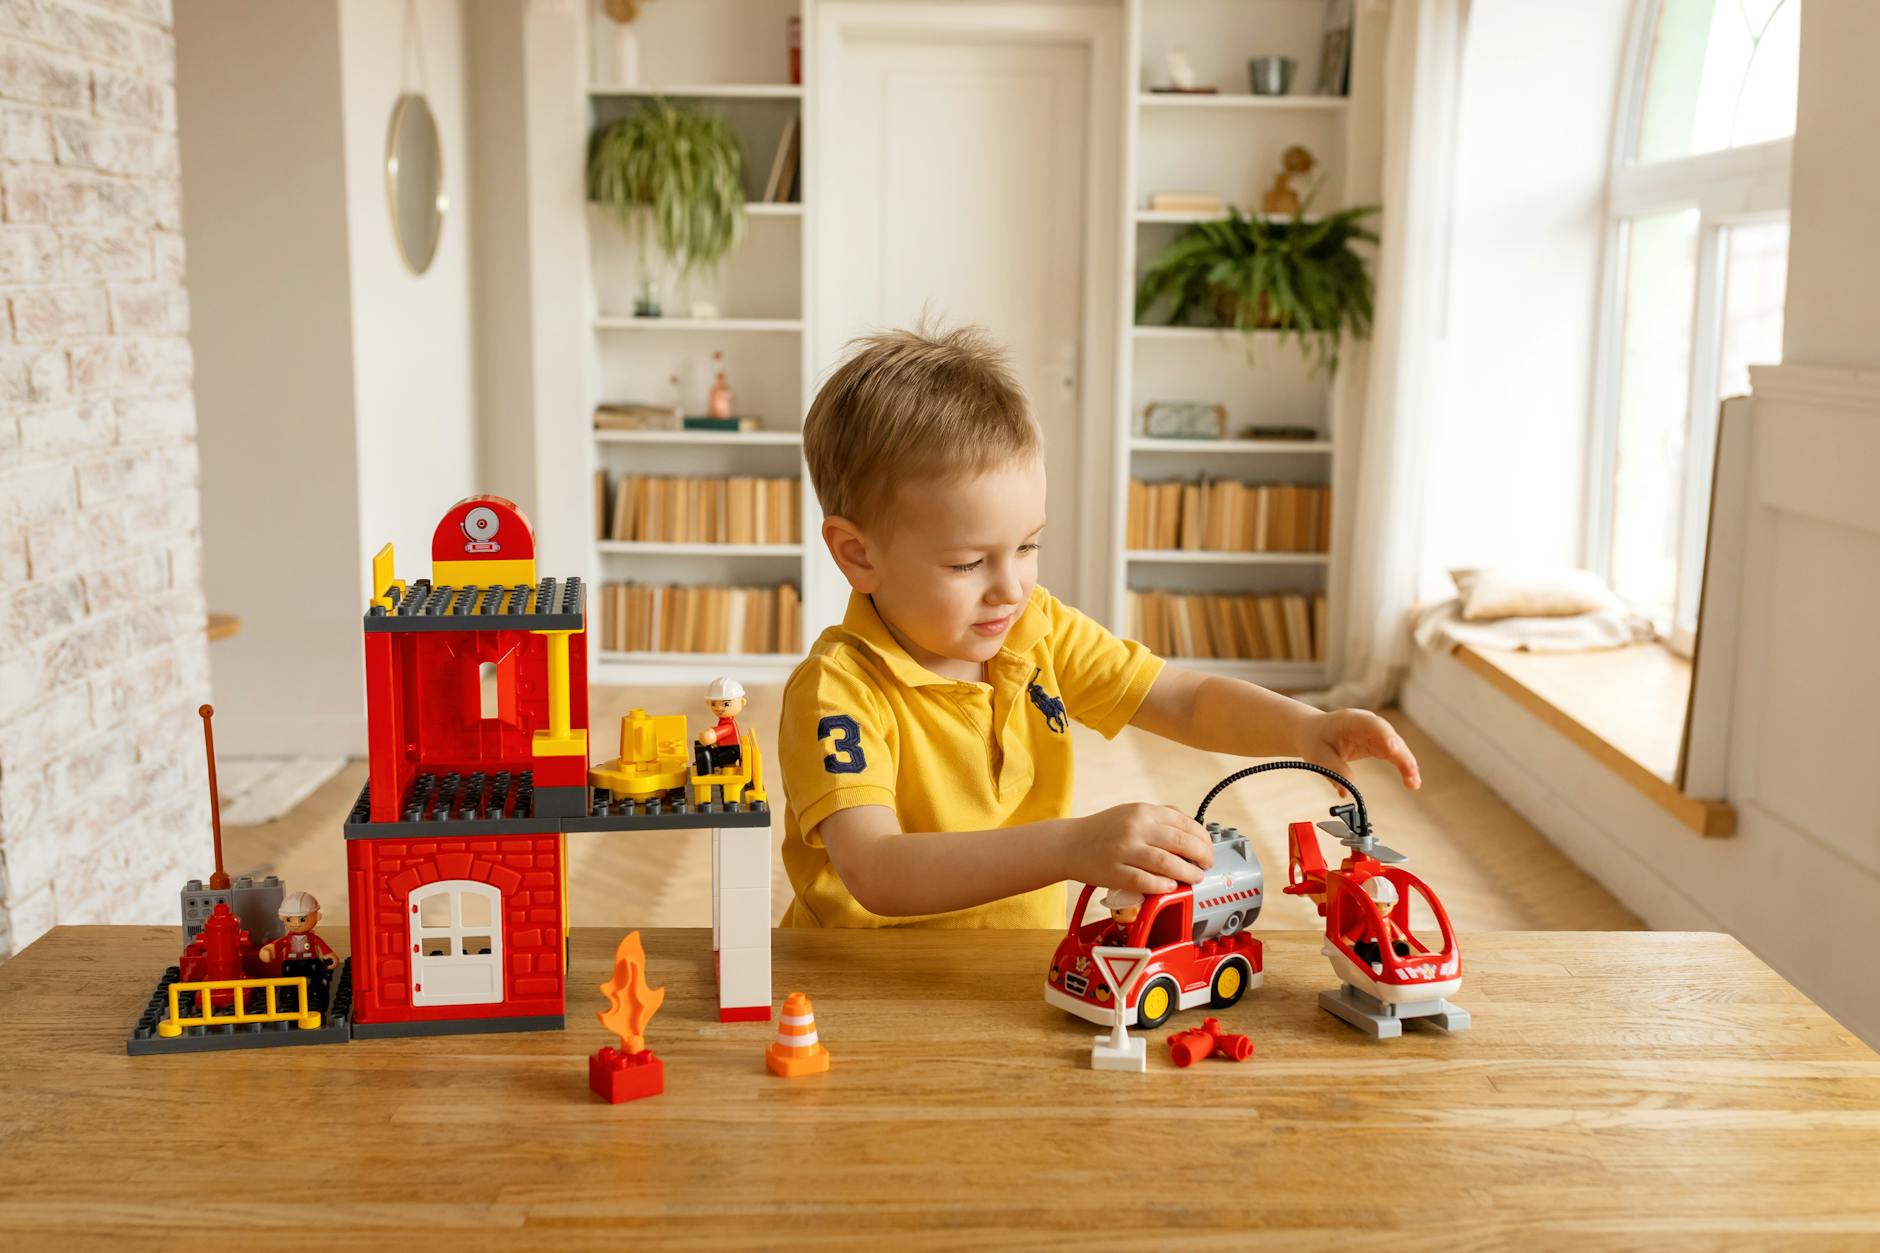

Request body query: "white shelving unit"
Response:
[591, 83, 805, 100]
[1135, 91, 1349, 112]
[547, 0, 1376, 689]
[581, 0, 812, 684]
[1113, 0, 1373, 689]
[593, 315, 805, 333]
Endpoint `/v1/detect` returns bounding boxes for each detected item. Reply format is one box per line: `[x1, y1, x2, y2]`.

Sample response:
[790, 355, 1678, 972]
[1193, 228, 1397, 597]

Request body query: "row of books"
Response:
[1127, 590, 1327, 662]
[1126, 478, 1330, 553]
[595, 473, 802, 545]
[600, 582, 803, 655]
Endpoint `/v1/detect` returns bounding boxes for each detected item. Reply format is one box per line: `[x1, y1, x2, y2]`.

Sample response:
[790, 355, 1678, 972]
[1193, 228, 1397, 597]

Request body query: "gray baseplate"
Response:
[126, 959, 354, 1056]
[348, 1013, 565, 1040]
[127, 960, 570, 1053]
[362, 576, 585, 634]
[1320, 982, 1471, 1039]
[343, 773, 770, 838]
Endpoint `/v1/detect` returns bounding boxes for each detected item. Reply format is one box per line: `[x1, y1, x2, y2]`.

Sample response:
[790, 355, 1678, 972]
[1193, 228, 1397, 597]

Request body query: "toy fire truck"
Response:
[1045, 821, 1265, 1030]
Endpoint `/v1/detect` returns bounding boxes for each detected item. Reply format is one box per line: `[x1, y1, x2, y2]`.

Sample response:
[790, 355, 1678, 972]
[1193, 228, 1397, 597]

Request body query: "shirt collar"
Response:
[843, 586, 1051, 688]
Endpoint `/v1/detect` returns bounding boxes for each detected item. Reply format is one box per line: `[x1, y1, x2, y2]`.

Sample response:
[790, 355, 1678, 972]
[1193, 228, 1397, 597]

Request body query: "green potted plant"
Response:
[1134, 202, 1380, 375]
[588, 99, 747, 312]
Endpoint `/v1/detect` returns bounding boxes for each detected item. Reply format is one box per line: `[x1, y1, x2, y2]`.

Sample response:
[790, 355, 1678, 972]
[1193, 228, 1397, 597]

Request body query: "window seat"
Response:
[1448, 643, 1734, 837]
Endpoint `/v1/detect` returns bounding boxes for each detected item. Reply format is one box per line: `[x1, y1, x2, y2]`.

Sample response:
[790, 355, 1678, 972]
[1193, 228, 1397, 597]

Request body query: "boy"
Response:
[778, 323, 1418, 928]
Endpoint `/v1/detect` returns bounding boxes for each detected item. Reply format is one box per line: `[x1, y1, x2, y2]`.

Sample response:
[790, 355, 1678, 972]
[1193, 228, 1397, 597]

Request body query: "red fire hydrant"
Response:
[1167, 1016, 1254, 1067]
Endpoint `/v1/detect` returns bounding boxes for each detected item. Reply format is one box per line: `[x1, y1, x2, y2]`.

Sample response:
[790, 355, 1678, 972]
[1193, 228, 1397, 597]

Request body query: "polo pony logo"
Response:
[1027, 666, 1067, 734]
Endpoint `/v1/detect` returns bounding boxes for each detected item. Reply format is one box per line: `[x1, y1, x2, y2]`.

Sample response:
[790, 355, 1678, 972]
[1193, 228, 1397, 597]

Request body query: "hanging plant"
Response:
[588, 98, 747, 278]
[1134, 198, 1380, 375]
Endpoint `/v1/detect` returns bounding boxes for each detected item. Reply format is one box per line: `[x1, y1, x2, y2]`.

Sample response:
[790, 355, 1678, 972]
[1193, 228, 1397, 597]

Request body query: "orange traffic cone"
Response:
[765, 991, 830, 1077]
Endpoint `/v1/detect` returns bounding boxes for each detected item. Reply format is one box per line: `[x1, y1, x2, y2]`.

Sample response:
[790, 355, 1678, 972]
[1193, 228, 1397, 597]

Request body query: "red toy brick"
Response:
[590, 1047, 664, 1103]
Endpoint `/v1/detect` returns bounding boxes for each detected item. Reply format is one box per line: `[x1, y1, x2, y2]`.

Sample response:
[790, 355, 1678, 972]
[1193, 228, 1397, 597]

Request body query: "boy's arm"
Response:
[818, 803, 1212, 919]
[1129, 665, 1421, 791]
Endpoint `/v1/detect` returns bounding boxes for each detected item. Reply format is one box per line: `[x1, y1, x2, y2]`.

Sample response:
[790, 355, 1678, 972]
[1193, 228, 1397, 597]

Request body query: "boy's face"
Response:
[827, 455, 1046, 680]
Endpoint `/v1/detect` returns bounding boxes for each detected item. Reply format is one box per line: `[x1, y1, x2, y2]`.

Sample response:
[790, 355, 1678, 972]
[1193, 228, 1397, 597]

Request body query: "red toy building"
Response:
[342, 496, 773, 1038]
[345, 497, 588, 1037]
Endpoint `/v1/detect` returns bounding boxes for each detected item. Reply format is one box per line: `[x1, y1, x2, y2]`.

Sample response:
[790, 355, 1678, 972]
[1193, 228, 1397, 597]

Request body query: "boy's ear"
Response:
[821, 515, 880, 594]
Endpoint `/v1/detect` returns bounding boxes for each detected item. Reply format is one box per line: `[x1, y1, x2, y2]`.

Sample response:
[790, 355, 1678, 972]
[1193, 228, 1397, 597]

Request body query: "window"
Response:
[1592, 0, 1798, 648]
[1145, 901, 1184, 951]
[1635, 0, 1800, 162]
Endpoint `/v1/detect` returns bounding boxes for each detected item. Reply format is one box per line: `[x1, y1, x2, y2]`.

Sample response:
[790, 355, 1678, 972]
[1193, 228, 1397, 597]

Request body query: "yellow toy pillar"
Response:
[531, 628, 585, 759]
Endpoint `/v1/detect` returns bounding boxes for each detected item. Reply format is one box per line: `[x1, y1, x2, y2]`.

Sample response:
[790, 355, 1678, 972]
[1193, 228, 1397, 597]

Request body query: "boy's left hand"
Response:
[1291, 709, 1420, 793]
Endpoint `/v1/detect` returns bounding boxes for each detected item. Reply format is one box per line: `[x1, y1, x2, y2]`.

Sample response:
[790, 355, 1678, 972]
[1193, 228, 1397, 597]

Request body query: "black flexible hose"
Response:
[1192, 759, 1368, 838]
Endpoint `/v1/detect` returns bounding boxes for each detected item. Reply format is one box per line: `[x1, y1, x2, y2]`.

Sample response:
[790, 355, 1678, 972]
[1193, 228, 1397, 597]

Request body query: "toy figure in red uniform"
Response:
[1345, 875, 1413, 972]
[1098, 889, 1144, 946]
[260, 890, 337, 1012]
[693, 676, 748, 776]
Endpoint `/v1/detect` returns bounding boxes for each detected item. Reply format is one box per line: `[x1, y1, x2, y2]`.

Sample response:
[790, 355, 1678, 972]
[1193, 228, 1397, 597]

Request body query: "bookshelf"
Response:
[549, 0, 1376, 687]
[1112, 0, 1373, 688]
[580, 0, 812, 683]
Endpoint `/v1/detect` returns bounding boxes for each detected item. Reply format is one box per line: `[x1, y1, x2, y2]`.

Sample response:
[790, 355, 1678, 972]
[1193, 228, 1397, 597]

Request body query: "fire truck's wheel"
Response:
[1211, 959, 1249, 1009]
[1136, 978, 1179, 1031]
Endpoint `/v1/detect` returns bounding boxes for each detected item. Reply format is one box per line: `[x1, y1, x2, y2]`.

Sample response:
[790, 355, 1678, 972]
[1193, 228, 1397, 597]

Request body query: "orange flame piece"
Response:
[598, 931, 665, 1055]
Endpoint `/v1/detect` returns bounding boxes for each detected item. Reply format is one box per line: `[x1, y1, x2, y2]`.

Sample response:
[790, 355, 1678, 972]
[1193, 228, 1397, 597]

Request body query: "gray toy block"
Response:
[179, 879, 231, 941]
[230, 874, 285, 943]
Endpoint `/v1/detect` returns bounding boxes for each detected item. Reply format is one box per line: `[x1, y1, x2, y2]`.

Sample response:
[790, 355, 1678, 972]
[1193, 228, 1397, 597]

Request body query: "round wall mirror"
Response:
[385, 92, 445, 275]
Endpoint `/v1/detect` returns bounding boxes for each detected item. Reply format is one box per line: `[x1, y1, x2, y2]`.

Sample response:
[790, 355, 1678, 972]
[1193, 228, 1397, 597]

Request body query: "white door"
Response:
[410, 880, 504, 1006]
[817, 8, 1102, 604]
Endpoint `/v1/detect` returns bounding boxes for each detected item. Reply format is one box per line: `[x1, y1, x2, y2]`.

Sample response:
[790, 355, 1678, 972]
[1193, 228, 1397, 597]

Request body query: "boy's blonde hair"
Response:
[803, 321, 1040, 529]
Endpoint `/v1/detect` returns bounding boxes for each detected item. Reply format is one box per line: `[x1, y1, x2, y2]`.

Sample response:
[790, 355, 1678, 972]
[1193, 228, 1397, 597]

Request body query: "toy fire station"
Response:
[129, 495, 773, 1055]
[126, 497, 1467, 1064]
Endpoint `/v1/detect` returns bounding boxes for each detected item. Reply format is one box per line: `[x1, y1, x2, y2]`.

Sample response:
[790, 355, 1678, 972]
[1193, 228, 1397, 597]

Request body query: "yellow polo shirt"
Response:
[778, 584, 1165, 928]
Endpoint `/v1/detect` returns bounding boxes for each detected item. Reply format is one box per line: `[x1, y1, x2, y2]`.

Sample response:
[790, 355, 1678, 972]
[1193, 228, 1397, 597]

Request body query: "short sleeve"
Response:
[1044, 590, 1166, 740]
[778, 652, 900, 847]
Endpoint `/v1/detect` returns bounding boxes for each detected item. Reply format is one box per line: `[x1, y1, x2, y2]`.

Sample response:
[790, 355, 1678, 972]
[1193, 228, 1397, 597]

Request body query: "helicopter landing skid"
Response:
[1320, 983, 1471, 1039]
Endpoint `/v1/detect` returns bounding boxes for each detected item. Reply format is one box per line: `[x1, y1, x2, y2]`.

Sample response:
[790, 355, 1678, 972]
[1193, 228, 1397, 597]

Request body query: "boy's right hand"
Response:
[1069, 803, 1213, 896]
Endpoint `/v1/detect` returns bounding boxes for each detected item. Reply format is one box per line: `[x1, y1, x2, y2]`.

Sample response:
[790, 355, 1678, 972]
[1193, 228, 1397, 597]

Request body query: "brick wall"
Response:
[0, 0, 210, 956]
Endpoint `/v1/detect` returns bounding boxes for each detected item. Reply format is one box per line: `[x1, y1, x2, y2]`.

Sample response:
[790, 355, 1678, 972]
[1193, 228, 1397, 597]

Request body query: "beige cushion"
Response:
[1450, 567, 1624, 622]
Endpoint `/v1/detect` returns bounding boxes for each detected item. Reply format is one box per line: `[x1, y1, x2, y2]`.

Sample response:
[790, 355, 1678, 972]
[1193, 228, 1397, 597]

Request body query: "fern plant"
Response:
[1134, 202, 1380, 375]
[588, 99, 747, 278]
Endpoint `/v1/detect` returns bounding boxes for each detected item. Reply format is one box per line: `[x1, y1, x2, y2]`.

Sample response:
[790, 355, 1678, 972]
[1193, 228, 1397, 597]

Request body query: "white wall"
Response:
[1420, 0, 1632, 600]
[1405, 0, 1880, 1046]
[178, 2, 364, 754]
[338, 0, 478, 588]
[1782, 0, 1880, 366]
[465, 2, 540, 522]
[179, 1, 479, 754]
[1, 0, 219, 951]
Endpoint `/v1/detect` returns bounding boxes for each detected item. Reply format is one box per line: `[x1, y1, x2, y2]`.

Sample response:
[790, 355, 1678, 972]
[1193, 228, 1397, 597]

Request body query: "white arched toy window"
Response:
[1591, 0, 1799, 650]
[410, 879, 504, 1006]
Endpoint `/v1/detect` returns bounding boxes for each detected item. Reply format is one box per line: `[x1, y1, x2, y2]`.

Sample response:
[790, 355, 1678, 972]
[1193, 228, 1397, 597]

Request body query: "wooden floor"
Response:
[228, 687, 1642, 933]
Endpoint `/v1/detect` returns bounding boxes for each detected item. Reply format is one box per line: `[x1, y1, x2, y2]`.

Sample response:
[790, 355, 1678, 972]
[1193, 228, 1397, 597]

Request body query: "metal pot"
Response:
[1248, 55, 1296, 96]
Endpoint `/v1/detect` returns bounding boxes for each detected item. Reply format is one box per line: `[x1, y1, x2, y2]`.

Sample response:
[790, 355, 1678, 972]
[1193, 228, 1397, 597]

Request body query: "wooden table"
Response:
[3, 927, 1878, 1249]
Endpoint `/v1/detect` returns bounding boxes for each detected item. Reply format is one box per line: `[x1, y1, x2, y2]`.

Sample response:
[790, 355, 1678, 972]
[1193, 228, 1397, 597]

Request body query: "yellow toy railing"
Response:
[155, 976, 323, 1037]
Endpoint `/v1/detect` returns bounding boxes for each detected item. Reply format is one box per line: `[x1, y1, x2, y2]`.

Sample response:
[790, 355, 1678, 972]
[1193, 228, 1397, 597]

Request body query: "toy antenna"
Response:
[199, 703, 229, 890]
